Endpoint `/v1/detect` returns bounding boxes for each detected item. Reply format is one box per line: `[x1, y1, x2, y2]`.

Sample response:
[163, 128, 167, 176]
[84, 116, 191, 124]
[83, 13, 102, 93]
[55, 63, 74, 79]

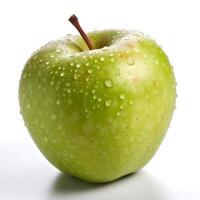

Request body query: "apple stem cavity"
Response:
[68, 14, 94, 50]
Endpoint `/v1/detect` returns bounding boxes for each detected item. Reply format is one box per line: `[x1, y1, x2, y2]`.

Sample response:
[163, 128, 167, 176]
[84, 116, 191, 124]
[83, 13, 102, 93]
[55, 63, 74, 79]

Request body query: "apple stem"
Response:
[68, 14, 94, 50]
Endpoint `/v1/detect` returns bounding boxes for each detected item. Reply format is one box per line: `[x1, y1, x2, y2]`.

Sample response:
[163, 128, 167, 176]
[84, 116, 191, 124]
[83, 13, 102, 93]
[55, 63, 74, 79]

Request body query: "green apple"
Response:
[19, 15, 176, 183]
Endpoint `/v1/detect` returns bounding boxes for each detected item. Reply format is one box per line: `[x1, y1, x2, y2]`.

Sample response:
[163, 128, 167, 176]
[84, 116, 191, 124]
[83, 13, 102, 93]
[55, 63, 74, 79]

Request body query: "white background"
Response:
[0, 0, 200, 199]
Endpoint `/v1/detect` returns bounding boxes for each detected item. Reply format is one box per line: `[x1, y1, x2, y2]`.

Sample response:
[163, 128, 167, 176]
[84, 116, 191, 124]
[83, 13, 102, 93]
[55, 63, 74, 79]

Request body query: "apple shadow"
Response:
[47, 170, 171, 200]
[51, 173, 102, 193]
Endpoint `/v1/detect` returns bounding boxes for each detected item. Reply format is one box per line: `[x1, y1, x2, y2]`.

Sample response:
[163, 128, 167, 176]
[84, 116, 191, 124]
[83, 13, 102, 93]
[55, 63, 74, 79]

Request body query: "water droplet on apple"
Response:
[133, 47, 139, 53]
[44, 137, 48, 142]
[50, 55, 54, 58]
[116, 112, 121, 116]
[22, 93, 26, 99]
[120, 94, 125, 100]
[67, 88, 71, 93]
[100, 57, 105, 61]
[93, 95, 97, 100]
[55, 49, 62, 53]
[129, 100, 133, 104]
[86, 77, 89, 82]
[94, 60, 98, 63]
[33, 55, 38, 60]
[98, 98, 102, 102]
[74, 74, 78, 79]
[68, 54, 74, 58]
[70, 62, 74, 66]
[124, 36, 129, 40]
[46, 61, 49, 65]
[91, 89, 96, 94]
[105, 100, 112, 107]
[94, 83, 99, 88]
[50, 80, 54, 85]
[127, 57, 135, 66]
[174, 104, 177, 111]
[67, 34, 73, 38]
[58, 125, 62, 130]
[39, 59, 43, 63]
[60, 72, 65, 76]
[86, 62, 90, 66]
[76, 63, 81, 68]
[143, 53, 147, 58]
[102, 47, 109, 51]
[110, 58, 115, 62]
[120, 105, 124, 110]
[104, 80, 113, 88]
[88, 69, 93, 74]
[56, 100, 60, 105]
[115, 69, 120, 76]
[23, 73, 27, 80]
[51, 114, 57, 120]
[86, 114, 90, 118]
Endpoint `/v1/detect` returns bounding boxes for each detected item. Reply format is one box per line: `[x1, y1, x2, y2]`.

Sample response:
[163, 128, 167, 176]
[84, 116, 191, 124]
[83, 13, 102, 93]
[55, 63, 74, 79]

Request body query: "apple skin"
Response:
[19, 30, 176, 183]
